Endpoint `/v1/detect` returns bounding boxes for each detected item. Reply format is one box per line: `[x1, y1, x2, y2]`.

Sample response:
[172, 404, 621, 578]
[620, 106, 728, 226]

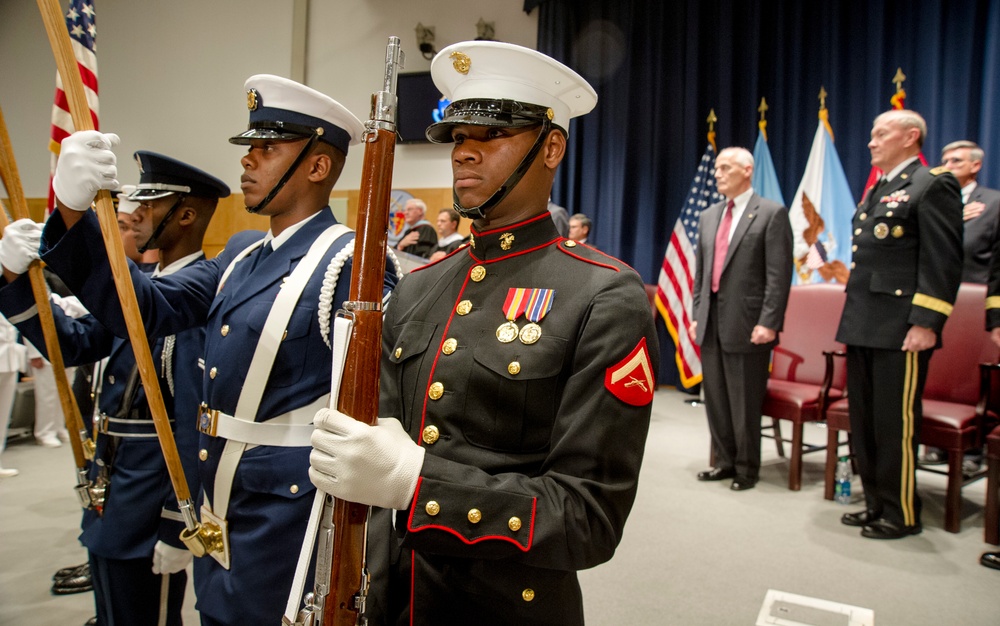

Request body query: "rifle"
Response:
[287, 36, 403, 626]
[0, 102, 97, 499]
[36, 0, 220, 557]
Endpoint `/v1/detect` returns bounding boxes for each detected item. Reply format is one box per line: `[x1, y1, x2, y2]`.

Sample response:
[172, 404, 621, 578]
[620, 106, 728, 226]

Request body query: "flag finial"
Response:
[706, 108, 717, 152]
[892, 67, 906, 92]
[758, 98, 769, 142]
[818, 86, 828, 111]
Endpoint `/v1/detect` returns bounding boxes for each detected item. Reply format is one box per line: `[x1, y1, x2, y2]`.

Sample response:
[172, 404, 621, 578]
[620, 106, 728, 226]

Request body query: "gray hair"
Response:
[570, 213, 592, 230]
[717, 146, 755, 168]
[941, 140, 984, 163]
[874, 109, 927, 148]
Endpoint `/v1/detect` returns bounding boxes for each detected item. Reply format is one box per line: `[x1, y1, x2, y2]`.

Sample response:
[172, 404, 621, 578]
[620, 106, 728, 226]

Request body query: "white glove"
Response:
[0, 218, 43, 274]
[309, 408, 425, 510]
[151, 540, 192, 575]
[52, 130, 120, 211]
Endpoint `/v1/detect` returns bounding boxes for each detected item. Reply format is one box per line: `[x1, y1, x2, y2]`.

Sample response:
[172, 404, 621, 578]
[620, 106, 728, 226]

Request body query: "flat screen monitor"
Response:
[396, 71, 448, 144]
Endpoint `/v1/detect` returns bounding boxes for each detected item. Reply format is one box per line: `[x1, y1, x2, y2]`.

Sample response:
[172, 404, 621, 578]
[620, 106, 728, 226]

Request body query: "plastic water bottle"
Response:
[835, 456, 852, 505]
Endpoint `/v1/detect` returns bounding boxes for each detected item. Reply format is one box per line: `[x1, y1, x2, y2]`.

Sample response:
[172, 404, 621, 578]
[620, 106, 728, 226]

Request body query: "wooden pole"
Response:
[36, 0, 191, 504]
[0, 103, 90, 468]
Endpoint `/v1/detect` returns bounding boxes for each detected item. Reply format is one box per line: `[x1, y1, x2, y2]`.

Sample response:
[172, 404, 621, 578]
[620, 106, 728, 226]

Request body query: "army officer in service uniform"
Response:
[309, 41, 659, 625]
[836, 109, 963, 540]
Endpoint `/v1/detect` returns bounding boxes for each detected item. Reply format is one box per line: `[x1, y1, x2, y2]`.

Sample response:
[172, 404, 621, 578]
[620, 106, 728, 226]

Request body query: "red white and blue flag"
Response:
[47, 0, 100, 213]
[654, 144, 722, 389]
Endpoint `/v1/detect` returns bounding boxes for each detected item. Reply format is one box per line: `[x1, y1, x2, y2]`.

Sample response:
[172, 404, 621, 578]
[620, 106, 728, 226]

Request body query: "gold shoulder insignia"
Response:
[929, 166, 949, 176]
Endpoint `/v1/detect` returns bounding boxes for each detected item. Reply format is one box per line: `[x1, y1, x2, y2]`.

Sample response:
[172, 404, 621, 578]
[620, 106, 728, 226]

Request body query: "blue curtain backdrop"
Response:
[525, 0, 1000, 388]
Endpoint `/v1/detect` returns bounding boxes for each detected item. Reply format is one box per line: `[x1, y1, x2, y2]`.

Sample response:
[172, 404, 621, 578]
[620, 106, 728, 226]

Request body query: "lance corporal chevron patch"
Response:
[604, 337, 654, 406]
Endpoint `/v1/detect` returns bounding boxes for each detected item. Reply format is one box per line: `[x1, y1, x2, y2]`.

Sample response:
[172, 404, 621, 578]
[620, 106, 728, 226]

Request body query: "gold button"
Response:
[564, 241, 577, 248]
[894, 289, 902, 296]
[851, 245, 858, 252]
[468, 508, 482, 524]
[471, 265, 486, 282]
[199, 449, 208, 461]
[209, 367, 218, 380]
[394, 347, 402, 359]
[221, 324, 230, 337]
[522, 588, 535, 602]
[428, 382, 444, 400]
[508, 516, 522, 532]
[859, 213, 867, 221]
[456, 300, 472, 315]
[854, 228, 862, 236]
[422, 425, 440, 445]
[290, 484, 299, 494]
[508, 361, 521, 375]
[442, 338, 457, 355]
[850, 262, 856, 269]
[425, 501, 440, 516]
[886, 210, 894, 217]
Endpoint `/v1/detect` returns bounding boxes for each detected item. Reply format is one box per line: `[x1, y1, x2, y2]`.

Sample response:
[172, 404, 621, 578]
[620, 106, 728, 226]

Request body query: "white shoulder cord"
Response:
[318, 238, 356, 348]
[161, 335, 175, 397]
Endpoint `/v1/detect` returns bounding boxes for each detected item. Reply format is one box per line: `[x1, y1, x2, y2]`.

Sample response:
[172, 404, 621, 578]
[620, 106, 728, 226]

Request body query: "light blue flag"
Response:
[751, 131, 785, 206]
[788, 122, 856, 284]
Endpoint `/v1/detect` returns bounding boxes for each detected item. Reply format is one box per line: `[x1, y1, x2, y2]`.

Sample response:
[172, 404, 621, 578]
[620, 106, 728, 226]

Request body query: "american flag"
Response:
[654, 145, 722, 389]
[47, 0, 99, 213]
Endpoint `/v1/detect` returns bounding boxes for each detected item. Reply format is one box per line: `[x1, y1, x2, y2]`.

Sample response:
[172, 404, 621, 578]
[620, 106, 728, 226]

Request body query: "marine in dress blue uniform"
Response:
[0, 152, 228, 625]
[308, 42, 659, 625]
[836, 110, 963, 539]
[31, 76, 397, 625]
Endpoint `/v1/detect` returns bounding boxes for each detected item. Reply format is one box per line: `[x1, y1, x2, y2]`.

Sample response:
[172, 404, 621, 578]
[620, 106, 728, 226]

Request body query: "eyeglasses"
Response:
[941, 157, 968, 165]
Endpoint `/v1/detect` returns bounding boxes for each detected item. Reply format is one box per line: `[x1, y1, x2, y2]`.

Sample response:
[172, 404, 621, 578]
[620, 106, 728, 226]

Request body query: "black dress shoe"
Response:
[860, 518, 922, 539]
[981, 552, 1000, 571]
[51, 570, 93, 595]
[841, 509, 880, 527]
[53, 562, 88, 581]
[919, 449, 948, 465]
[730, 477, 757, 491]
[84, 617, 97, 626]
[697, 467, 736, 481]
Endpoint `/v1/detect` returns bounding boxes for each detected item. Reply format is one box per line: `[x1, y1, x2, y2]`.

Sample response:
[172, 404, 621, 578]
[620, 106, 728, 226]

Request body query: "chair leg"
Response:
[944, 451, 963, 533]
[789, 423, 803, 491]
[772, 418, 785, 458]
[986, 455, 1000, 545]
[824, 427, 839, 501]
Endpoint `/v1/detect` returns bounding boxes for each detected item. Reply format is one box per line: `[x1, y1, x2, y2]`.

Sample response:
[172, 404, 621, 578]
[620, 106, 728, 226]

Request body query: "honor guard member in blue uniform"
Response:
[0, 151, 228, 625]
[309, 42, 659, 625]
[14, 76, 398, 625]
[836, 109, 963, 540]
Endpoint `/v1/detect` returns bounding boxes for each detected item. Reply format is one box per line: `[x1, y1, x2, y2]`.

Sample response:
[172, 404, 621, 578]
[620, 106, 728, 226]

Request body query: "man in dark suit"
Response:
[941, 140, 1000, 284]
[690, 147, 793, 491]
[837, 109, 963, 540]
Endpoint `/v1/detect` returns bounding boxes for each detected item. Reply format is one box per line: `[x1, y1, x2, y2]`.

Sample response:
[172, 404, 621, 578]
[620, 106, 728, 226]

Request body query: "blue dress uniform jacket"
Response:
[369, 212, 658, 625]
[0, 264, 203, 558]
[35, 208, 396, 625]
[837, 162, 964, 347]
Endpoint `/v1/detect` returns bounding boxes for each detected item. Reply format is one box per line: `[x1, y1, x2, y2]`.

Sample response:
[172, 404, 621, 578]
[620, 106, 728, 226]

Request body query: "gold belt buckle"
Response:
[198, 403, 219, 437]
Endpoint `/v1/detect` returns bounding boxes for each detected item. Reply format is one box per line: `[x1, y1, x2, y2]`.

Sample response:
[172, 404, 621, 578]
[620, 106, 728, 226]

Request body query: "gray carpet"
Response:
[1, 388, 997, 625]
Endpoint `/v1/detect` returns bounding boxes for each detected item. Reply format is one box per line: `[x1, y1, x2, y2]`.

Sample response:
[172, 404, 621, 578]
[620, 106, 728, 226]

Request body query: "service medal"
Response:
[519, 288, 555, 345]
[497, 321, 519, 343]
[891, 225, 904, 238]
[874, 223, 889, 239]
[519, 323, 542, 344]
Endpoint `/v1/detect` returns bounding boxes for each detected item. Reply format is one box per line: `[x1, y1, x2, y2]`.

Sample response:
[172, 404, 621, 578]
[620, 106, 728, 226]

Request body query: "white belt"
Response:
[198, 395, 328, 448]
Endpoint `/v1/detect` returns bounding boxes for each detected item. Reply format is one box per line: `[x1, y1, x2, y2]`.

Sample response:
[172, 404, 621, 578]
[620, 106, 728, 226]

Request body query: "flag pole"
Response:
[0, 102, 95, 471]
[35, 0, 219, 557]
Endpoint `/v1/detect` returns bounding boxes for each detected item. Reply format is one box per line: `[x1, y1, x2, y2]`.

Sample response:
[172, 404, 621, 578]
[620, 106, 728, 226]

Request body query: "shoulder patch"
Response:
[605, 337, 655, 406]
[929, 166, 949, 176]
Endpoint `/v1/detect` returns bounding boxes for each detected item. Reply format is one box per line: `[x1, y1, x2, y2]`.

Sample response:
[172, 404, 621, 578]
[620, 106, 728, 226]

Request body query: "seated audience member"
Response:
[429, 207, 467, 262]
[395, 198, 438, 258]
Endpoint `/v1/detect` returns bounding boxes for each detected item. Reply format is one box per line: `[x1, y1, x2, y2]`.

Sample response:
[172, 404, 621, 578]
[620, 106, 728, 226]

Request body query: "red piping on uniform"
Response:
[471, 211, 552, 237]
[557, 245, 622, 272]
[409, 242, 472, 274]
[406, 478, 536, 551]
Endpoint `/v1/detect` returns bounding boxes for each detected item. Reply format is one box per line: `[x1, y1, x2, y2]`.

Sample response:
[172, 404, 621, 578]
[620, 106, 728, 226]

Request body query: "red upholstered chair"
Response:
[760, 283, 847, 490]
[986, 424, 1000, 545]
[823, 283, 1000, 533]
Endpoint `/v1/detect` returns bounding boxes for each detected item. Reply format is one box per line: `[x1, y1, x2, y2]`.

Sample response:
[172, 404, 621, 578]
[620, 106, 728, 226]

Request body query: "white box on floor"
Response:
[756, 589, 874, 626]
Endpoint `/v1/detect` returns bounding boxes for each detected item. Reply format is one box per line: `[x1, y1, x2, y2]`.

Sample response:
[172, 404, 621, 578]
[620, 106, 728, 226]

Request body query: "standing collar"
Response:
[883, 156, 921, 182]
[468, 211, 560, 261]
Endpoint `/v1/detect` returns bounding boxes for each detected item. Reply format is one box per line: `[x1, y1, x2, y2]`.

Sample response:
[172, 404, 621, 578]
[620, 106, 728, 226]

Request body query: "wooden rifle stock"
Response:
[322, 36, 403, 626]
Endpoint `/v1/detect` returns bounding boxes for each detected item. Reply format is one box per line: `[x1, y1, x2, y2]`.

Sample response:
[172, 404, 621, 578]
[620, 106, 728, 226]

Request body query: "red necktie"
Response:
[711, 200, 735, 293]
